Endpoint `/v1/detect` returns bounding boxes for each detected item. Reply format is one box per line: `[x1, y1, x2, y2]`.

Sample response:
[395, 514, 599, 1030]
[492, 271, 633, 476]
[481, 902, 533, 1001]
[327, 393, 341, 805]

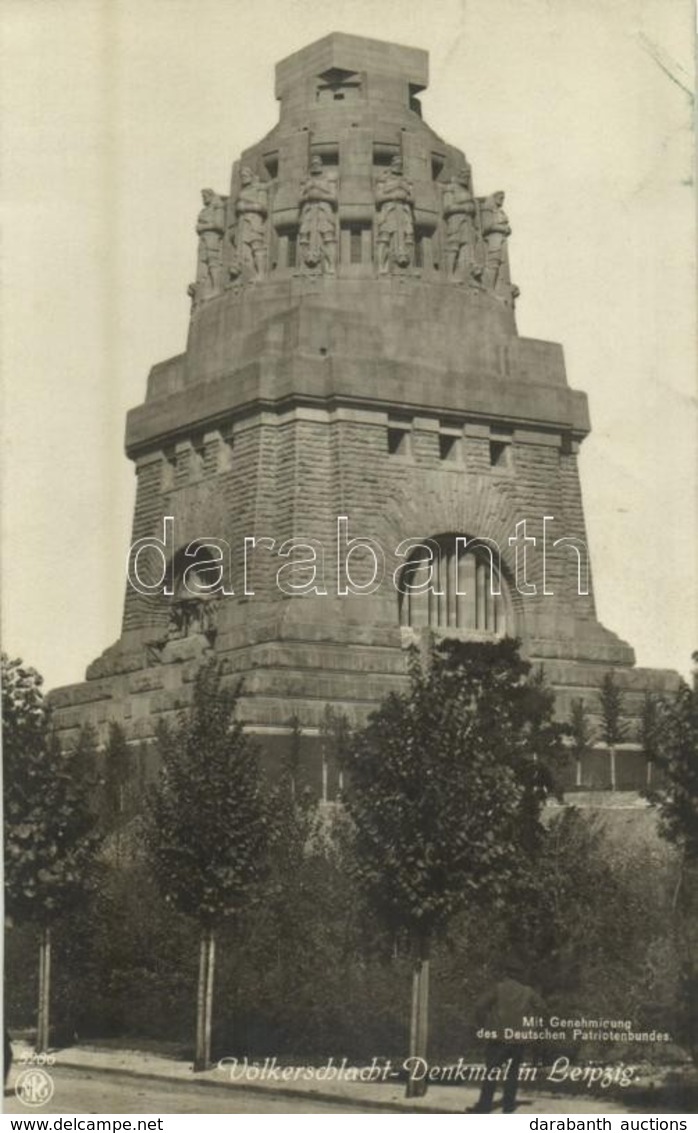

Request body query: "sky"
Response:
[1, 0, 695, 692]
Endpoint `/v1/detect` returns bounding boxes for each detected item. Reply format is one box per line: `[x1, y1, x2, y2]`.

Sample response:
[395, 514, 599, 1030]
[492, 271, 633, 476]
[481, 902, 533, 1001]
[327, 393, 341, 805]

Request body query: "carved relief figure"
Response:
[480, 190, 511, 292]
[167, 597, 217, 641]
[442, 165, 481, 283]
[298, 156, 338, 274]
[167, 601, 189, 640]
[195, 188, 226, 298]
[375, 155, 414, 273]
[234, 167, 268, 278]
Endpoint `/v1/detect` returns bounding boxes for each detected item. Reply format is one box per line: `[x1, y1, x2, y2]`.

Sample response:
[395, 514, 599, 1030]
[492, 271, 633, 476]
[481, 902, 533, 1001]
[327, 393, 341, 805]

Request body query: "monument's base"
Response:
[49, 614, 680, 801]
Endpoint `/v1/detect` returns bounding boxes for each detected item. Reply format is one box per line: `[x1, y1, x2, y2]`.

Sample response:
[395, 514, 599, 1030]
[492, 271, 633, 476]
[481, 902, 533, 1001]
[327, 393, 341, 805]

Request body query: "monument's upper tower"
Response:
[51, 35, 679, 797]
[127, 32, 582, 459]
[273, 32, 428, 118]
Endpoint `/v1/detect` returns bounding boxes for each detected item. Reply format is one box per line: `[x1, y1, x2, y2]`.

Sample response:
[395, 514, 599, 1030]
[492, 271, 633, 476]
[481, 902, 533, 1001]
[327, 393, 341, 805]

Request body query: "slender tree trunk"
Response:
[609, 744, 616, 790]
[203, 928, 216, 1069]
[43, 927, 52, 1051]
[194, 926, 217, 1071]
[36, 932, 45, 1054]
[405, 933, 431, 1098]
[115, 784, 125, 863]
[672, 850, 685, 916]
[36, 926, 51, 1053]
[194, 928, 207, 1071]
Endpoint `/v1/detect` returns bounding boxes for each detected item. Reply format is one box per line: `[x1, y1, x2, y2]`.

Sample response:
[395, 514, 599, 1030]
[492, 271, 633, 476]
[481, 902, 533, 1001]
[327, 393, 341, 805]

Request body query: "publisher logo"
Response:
[15, 1067, 55, 1107]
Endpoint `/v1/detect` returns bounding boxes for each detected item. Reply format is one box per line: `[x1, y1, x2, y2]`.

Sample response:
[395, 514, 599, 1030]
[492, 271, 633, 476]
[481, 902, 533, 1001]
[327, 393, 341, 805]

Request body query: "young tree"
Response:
[319, 704, 352, 801]
[639, 691, 662, 789]
[101, 722, 135, 857]
[598, 670, 627, 790]
[342, 637, 564, 1095]
[260, 718, 324, 998]
[3, 654, 98, 1052]
[71, 721, 101, 799]
[648, 667, 698, 861]
[282, 714, 303, 801]
[645, 658, 698, 1061]
[569, 698, 594, 789]
[144, 659, 268, 1070]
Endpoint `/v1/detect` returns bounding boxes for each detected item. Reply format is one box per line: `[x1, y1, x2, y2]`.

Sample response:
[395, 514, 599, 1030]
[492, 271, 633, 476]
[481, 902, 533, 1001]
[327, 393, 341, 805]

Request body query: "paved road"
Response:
[4, 1067, 393, 1114]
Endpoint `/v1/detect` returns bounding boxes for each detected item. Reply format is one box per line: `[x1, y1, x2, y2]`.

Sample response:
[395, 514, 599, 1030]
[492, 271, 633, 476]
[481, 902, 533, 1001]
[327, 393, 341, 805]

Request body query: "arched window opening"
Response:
[398, 534, 510, 634]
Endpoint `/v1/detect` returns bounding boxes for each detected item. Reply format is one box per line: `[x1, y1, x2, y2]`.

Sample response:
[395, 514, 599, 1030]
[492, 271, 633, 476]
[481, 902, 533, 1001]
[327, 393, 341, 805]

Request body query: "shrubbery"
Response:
[5, 645, 696, 1068]
[5, 804, 692, 1065]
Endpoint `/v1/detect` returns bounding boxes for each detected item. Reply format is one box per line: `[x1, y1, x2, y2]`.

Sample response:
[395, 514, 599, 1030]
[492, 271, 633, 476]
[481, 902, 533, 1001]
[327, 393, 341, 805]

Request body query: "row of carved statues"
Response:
[190, 155, 512, 301]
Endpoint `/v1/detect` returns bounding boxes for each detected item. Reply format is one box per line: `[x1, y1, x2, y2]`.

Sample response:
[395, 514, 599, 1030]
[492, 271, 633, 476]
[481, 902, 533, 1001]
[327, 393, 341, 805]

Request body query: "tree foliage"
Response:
[71, 722, 101, 799]
[3, 654, 99, 926]
[144, 659, 268, 926]
[3, 653, 46, 767]
[342, 638, 565, 941]
[648, 668, 698, 861]
[280, 714, 303, 800]
[99, 721, 138, 847]
[598, 670, 627, 747]
[639, 691, 662, 765]
[569, 698, 594, 760]
[266, 717, 322, 922]
[319, 704, 352, 798]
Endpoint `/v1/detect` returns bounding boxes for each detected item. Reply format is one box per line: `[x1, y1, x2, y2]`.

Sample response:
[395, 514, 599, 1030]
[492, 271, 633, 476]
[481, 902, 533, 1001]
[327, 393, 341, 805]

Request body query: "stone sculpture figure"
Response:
[167, 600, 189, 640]
[298, 156, 338, 274]
[199, 600, 218, 641]
[167, 596, 217, 640]
[442, 166, 481, 283]
[375, 155, 415, 273]
[235, 167, 268, 278]
[480, 191, 511, 292]
[195, 188, 226, 298]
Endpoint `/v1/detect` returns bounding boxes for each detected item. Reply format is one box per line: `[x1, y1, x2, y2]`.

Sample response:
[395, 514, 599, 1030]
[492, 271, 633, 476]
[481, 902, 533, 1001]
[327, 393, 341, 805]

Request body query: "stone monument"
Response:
[50, 33, 678, 798]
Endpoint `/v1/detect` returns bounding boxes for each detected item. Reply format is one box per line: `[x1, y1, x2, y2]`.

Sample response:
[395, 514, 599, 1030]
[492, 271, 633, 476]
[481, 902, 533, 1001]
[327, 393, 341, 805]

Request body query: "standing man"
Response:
[469, 965, 545, 1114]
